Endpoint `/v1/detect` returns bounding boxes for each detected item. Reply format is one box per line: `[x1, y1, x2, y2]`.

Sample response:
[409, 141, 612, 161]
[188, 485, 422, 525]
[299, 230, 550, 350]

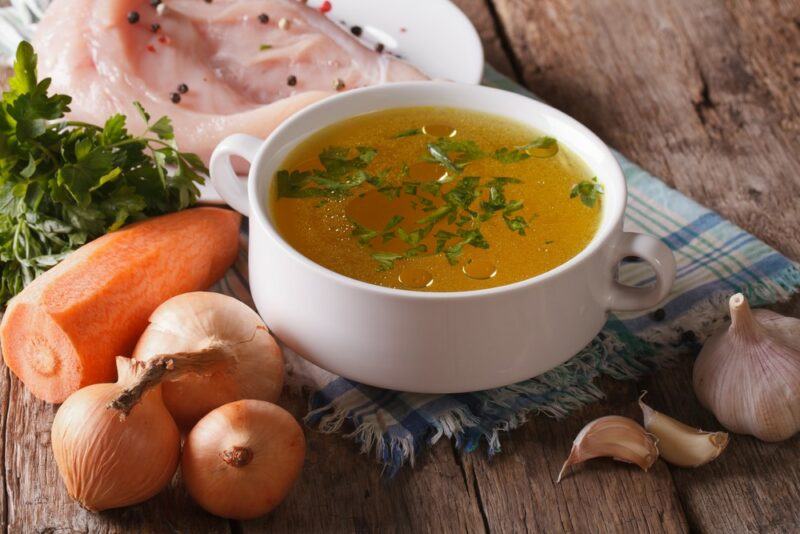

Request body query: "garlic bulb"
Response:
[693, 293, 800, 442]
[557, 416, 658, 482]
[639, 397, 728, 467]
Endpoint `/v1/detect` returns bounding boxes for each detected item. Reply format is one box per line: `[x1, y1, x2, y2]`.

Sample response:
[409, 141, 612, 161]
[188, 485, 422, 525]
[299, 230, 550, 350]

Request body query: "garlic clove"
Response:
[639, 396, 728, 467]
[557, 415, 658, 482]
[693, 293, 800, 442]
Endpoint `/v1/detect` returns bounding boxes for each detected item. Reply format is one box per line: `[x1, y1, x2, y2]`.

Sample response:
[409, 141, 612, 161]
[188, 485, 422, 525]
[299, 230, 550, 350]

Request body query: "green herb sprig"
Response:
[570, 177, 604, 208]
[493, 136, 557, 163]
[276, 146, 379, 198]
[425, 138, 484, 174]
[0, 42, 206, 306]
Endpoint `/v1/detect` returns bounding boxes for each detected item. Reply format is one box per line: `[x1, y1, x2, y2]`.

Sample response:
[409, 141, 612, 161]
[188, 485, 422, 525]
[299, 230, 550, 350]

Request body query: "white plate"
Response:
[197, 0, 484, 203]
[309, 0, 484, 84]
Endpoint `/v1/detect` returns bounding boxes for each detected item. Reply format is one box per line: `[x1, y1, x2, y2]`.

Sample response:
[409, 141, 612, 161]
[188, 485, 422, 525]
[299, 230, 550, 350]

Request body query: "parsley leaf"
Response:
[493, 136, 558, 163]
[493, 147, 530, 164]
[426, 138, 485, 174]
[276, 146, 378, 198]
[518, 136, 557, 151]
[0, 41, 205, 307]
[351, 221, 378, 245]
[372, 251, 404, 271]
[570, 177, 604, 208]
[394, 128, 422, 138]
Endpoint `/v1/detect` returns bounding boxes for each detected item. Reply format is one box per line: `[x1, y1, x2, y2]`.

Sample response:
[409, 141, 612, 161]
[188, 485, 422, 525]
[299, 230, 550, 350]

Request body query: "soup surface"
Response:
[271, 107, 603, 292]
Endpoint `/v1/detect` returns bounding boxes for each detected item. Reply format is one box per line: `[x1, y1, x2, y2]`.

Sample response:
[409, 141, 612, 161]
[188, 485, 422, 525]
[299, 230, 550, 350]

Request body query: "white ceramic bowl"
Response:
[210, 82, 676, 393]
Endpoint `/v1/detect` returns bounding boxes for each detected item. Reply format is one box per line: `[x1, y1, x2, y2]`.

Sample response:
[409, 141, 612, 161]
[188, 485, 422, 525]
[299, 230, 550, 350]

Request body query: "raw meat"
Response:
[33, 0, 427, 163]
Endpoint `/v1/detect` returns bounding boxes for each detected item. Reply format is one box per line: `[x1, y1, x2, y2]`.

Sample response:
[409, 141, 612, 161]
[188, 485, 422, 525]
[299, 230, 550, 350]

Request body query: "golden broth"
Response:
[271, 107, 603, 292]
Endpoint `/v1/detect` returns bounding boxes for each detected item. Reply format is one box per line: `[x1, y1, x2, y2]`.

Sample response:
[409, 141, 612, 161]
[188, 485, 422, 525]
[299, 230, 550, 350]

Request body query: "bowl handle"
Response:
[209, 134, 262, 216]
[608, 232, 676, 312]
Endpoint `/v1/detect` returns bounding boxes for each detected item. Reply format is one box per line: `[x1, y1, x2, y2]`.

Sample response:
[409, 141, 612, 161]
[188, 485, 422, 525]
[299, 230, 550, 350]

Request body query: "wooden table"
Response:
[3, 0, 799, 532]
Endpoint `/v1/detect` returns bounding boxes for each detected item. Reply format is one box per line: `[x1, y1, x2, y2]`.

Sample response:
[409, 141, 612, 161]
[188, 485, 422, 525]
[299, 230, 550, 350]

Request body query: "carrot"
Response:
[1, 208, 241, 403]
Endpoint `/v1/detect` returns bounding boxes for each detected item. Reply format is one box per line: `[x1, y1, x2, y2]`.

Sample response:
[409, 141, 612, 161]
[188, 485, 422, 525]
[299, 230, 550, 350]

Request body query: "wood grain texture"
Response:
[490, 0, 800, 532]
[491, 0, 800, 261]
[462, 380, 690, 534]
[451, 0, 518, 80]
[242, 394, 487, 534]
[1, 0, 799, 532]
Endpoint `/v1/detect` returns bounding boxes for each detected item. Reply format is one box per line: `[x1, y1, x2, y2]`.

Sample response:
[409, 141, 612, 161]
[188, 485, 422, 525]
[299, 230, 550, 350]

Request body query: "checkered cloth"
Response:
[221, 67, 800, 474]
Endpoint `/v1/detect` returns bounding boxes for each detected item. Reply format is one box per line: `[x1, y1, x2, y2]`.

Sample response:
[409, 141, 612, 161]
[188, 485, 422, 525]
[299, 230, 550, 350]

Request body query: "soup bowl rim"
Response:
[246, 81, 627, 300]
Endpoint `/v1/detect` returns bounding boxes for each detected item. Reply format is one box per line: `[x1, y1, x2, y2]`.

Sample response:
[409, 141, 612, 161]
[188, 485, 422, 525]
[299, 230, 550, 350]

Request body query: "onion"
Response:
[51, 357, 180, 511]
[133, 292, 284, 431]
[181, 400, 306, 519]
[51, 345, 238, 511]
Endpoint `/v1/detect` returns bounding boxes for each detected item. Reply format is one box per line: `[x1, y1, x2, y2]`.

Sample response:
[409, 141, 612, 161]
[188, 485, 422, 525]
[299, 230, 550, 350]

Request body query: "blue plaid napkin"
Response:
[215, 66, 800, 474]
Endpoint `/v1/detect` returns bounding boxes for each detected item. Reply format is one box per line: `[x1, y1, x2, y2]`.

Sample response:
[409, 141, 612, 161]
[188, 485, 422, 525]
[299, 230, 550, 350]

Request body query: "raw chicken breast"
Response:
[34, 0, 427, 163]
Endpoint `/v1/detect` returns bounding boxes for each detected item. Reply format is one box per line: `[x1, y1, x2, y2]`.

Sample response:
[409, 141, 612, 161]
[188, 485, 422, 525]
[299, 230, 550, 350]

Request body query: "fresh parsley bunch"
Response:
[0, 42, 206, 307]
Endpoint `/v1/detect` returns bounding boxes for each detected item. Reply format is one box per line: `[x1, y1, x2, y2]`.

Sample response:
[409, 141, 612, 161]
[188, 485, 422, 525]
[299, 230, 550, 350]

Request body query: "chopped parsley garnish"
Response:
[371, 251, 404, 271]
[520, 136, 558, 151]
[570, 177, 604, 208]
[393, 128, 422, 138]
[276, 146, 378, 198]
[274, 133, 594, 272]
[426, 138, 485, 174]
[259, 44, 273, 51]
[493, 136, 558, 163]
[0, 42, 205, 307]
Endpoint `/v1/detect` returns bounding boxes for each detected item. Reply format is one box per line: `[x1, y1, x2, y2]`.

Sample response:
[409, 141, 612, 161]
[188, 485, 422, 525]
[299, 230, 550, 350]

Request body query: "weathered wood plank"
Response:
[492, 0, 800, 260]
[490, 0, 800, 531]
[461, 379, 689, 534]
[0, 368, 9, 533]
[242, 392, 487, 533]
[450, 0, 518, 79]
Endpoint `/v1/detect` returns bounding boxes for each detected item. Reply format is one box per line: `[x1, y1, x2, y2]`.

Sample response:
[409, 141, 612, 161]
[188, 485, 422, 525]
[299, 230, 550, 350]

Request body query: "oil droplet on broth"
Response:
[463, 258, 498, 280]
[526, 143, 559, 159]
[423, 124, 457, 138]
[399, 267, 433, 289]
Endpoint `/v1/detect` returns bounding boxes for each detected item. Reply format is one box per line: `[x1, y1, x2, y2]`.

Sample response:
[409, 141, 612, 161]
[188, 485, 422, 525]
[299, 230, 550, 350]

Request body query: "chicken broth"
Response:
[270, 107, 603, 292]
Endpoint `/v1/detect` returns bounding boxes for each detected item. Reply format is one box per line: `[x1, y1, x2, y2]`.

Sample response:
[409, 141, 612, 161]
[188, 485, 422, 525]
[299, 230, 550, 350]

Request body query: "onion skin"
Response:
[51, 382, 180, 512]
[134, 292, 284, 431]
[182, 400, 305, 519]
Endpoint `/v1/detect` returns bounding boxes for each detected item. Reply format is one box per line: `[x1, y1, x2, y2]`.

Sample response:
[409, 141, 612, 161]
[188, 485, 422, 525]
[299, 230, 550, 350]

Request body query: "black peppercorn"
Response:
[170, 92, 181, 104]
[375, 43, 385, 53]
[258, 13, 269, 23]
[350, 25, 362, 37]
[650, 308, 666, 322]
[150, 23, 160, 32]
[680, 330, 698, 344]
[287, 75, 297, 87]
[127, 11, 140, 24]
[149, 0, 161, 7]
[177, 83, 189, 94]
